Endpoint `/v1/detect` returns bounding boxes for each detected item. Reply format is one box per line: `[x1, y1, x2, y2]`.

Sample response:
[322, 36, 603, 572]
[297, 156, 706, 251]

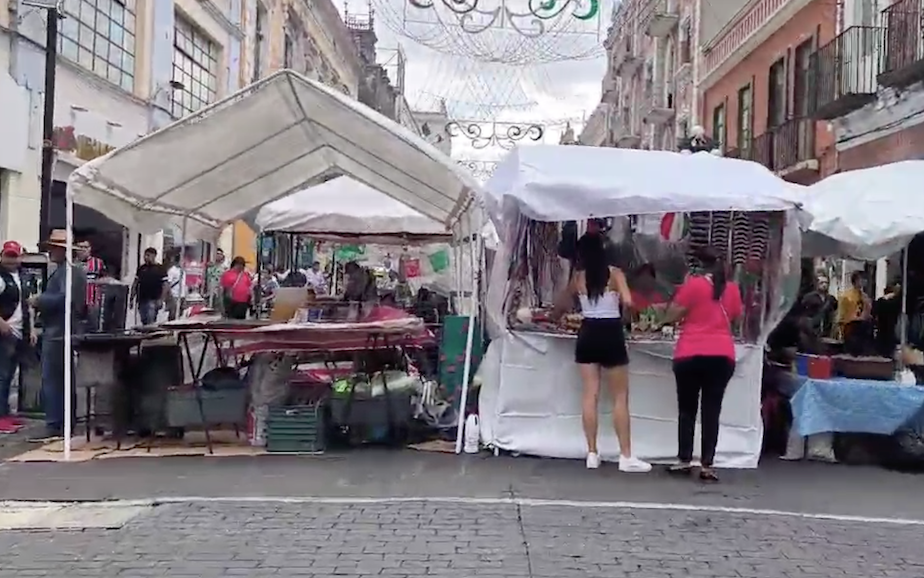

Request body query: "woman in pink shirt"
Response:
[660, 247, 742, 482]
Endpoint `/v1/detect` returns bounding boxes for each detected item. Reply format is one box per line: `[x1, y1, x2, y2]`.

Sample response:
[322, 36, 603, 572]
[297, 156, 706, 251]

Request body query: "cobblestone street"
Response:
[1, 499, 922, 578]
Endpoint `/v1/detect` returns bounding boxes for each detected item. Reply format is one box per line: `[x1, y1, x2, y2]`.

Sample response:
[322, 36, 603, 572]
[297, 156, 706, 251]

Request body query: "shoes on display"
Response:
[618, 455, 652, 473]
[585, 452, 601, 469]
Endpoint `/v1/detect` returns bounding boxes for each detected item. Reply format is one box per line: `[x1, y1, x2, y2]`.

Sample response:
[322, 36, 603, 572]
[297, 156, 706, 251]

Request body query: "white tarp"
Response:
[484, 145, 806, 223]
[252, 176, 451, 242]
[67, 70, 480, 239]
[802, 161, 924, 260]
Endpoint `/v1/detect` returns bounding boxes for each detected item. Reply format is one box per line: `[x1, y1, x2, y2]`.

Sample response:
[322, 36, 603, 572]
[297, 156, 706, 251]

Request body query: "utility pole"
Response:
[27, 0, 63, 242]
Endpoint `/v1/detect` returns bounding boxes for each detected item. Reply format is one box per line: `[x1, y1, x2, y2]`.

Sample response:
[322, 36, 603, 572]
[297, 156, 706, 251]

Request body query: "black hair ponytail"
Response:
[696, 247, 726, 301]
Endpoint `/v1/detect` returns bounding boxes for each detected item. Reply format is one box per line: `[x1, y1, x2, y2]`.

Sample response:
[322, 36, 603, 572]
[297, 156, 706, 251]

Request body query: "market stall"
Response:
[57, 70, 483, 461]
[477, 145, 806, 468]
[778, 161, 924, 466]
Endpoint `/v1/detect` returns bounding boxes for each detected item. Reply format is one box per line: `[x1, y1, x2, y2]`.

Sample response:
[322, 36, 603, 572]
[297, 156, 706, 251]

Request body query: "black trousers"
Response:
[226, 301, 249, 320]
[672, 356, 736, 467]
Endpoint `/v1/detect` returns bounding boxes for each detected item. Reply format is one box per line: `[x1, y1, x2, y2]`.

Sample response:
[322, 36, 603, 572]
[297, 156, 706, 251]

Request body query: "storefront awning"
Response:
[67, 70, 480, 239]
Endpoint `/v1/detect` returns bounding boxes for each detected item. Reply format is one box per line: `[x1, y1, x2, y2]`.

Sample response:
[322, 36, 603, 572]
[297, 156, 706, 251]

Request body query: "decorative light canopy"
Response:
[457, 159, 499, 181]
[446, 121, 544, 149]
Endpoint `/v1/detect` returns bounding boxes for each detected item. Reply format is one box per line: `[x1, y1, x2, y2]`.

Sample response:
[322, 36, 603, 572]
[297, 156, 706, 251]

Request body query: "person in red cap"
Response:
[0, 240, 34, 433]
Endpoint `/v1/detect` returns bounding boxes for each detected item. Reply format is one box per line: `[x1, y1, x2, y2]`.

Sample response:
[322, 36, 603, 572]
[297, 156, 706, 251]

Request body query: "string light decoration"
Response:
[678, 125, 721, 155]
[371, 0, 607, 64]
[446, 120, 544, 149]
[457, 159, 499, 181]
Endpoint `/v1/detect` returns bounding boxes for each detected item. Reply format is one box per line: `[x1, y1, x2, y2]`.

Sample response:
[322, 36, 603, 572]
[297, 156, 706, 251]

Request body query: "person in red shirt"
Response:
[220, 257, 253, 320]
[658, 247, 743, 483]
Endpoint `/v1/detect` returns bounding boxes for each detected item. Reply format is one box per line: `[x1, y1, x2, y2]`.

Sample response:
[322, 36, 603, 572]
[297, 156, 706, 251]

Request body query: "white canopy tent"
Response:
[801, 161, 924, 260]
[252, 176, 452, 243]
[479, 145, 806, 467]
[61, 70, 483, 460]
[483, 145, 808, 224]
[67, 69, 480, 239]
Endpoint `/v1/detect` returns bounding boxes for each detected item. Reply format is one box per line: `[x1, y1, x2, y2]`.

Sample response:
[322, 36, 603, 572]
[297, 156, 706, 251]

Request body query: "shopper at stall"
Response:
[873, 281, 903, 357]
[220, 257, 253, 320]
[0, 241, 34, 431]
[658, 247, 742, 483]
[838, 271, 873, 355]
[305, 261, 328, 294]
[205, 248, 228, 312]
[28, 229, 87, 441]
[801, 274, 837, 338]
[76, 240, 104, 311]
[130, 247, 169, 326]
[552, 232, 651, 473]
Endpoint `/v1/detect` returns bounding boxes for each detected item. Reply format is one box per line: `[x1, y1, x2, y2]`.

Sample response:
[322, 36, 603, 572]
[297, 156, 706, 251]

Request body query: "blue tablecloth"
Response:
[791, 376, 924, 437]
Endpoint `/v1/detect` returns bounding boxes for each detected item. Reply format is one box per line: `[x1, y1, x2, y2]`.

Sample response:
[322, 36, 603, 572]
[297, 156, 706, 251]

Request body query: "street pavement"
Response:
[2, 450, 923, 577]
[1, 499, 922, 577]
[1, 449, 924, 519]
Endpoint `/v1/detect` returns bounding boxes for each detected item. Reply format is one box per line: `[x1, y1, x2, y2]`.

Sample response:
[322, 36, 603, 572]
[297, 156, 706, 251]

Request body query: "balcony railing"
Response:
[749, 131, 774, 170]
[879, 0, 924, 88]
[772, 117, 817, 174]
[810, 26, 883, 120]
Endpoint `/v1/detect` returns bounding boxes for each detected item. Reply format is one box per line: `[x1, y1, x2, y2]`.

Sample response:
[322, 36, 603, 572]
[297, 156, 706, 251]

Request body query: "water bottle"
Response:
[463, 414, 480, 454]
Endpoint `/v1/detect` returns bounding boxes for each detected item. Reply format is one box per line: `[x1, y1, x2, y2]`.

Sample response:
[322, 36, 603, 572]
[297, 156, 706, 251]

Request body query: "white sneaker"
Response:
[586, 452, 601, 469]
[618, 455, 652, 473]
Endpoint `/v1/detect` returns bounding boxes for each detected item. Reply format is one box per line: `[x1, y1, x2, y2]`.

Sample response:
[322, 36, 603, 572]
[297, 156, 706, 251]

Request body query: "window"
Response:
[737, 84, 753, 151]
[58, 0, 137, 91]
[252, 1, 268, 82]
[680, 20, 692, 64]
[767, 58, 787, 128]
[172, 17, 219, 118]
[793, 39, 814, 116]
[712, 104, 726, 150]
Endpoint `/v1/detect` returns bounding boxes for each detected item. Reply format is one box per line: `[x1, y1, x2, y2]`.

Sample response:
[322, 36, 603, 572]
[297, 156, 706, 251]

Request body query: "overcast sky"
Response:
[352, 0, 617, 165]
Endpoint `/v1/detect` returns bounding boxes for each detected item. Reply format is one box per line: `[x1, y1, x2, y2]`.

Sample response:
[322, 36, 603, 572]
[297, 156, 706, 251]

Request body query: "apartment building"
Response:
[825, 0, 924, 171]
[0, 0, 245, 273]
[698, 0, 837, 184]
[580, 0, 698, 150]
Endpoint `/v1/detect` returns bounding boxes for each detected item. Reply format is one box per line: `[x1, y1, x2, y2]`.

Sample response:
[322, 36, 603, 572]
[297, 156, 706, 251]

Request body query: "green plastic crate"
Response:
[265, 404, 326, 454]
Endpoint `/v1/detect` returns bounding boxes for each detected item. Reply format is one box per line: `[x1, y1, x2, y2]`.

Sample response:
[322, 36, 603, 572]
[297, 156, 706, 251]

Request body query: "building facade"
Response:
[581, 0, 698, 150]
[0, 0, 245, 273]
[699, 0, 838, 184]
[825, 0, 924, 171]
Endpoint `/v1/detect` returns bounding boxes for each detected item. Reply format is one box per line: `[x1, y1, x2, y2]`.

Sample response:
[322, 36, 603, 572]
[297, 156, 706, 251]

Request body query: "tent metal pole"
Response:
[63, 184, 74, 461]
[900, 247, 909, 368]
[455, 209, 479, 454]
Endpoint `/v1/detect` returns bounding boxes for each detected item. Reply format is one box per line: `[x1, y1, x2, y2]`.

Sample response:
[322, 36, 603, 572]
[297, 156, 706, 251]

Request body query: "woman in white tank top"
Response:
[553, 233, 651, 473]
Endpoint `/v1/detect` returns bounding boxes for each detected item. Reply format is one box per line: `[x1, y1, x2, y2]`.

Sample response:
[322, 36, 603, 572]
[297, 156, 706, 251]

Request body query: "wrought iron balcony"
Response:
[748, 131, 775, 170]
[771, 117, 819, 181]
[879, 0, 924, 88]
[644, 0, 679, 38]
[810, 26, 883, 120]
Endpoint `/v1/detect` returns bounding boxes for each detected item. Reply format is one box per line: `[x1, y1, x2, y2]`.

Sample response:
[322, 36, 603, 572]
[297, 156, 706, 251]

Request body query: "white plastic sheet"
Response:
[802, 161, 924, 259]
[252, 177, 451, 242]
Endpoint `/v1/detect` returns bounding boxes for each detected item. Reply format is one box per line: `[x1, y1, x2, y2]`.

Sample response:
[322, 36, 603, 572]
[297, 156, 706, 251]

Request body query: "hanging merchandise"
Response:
[336, 244, 365, 262]
[428, 248, 450, 272]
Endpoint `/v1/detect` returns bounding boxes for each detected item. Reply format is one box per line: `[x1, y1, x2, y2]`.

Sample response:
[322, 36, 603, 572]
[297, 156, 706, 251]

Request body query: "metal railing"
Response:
[810, 26, 883, 118]
[749, 131, 774, 170]
[880, 0, 924, 81]
[772, 117, 816, 171]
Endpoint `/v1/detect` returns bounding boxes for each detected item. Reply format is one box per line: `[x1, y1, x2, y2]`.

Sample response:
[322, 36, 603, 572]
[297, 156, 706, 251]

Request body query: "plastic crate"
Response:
[266, 404, 327, 454]
[166, 387, 248, 427]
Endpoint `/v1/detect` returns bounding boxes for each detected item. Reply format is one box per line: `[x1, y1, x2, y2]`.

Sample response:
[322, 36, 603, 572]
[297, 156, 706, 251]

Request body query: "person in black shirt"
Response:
[130, 247, 168, 325]
[872, 282, 903, 357]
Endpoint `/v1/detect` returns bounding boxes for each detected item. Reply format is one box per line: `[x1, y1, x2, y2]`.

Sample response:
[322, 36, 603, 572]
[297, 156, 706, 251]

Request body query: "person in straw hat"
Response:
[26, 229, 87, 441]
